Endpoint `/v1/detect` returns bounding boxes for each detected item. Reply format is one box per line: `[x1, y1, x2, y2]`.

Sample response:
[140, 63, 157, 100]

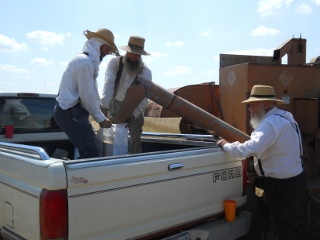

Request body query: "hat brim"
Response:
[241, 97, 285, 104]
[84, 30, 119, 56]
[119, 45, 150, 56]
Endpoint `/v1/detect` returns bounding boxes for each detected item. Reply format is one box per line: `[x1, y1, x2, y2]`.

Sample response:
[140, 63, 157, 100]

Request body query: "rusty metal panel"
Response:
[145, 82, 220, 118]
[220, 54, 275, 68]
[295, 98, 319, 135]
[247, 65, 320, 114]
[219, 64, 249, 133]
[220, 63, 320, 135]
[273, 38, 307, 65]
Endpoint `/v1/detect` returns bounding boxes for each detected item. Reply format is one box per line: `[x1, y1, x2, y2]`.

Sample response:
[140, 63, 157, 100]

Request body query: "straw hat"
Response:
[83, 28, 119, 56]
[119, 36, 150, 56]
[241, 85, 284, 104]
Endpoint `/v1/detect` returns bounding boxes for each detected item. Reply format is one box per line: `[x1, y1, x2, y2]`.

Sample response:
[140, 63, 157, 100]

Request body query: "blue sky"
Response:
[1, 0, 319, 94]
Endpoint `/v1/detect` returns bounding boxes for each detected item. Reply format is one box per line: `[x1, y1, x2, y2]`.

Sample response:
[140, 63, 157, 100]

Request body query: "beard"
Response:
[250, 108, 266, 129]
[124, 53, 143, 75]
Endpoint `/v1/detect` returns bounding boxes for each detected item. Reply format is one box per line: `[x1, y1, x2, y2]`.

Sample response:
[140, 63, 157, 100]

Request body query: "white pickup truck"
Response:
[0, 92, 251, 240]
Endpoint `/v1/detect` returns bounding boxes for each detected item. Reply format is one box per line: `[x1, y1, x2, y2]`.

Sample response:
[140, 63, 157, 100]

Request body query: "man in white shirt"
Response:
[101, 36, 152, 154]
[54, 28, 116, 159]
[217, 85, 306, 240]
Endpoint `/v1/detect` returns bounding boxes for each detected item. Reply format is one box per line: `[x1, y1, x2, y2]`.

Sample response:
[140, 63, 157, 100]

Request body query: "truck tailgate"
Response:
[0, 149, 67, 240]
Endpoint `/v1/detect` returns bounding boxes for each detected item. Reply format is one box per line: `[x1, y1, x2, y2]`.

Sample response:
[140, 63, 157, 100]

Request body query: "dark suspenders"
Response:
[113, 56, 124, 98]
[113, 56, 145, 97]
[258, 159, 265, 177]
[258, 113, 302, 177]
[275, 113, 303, 158]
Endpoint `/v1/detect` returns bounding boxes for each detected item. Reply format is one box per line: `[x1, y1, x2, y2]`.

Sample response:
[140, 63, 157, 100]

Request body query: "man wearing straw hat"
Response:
[54, 28, 117, 159]
[217, 85, 306, 240]
[101, 35, 152, 154]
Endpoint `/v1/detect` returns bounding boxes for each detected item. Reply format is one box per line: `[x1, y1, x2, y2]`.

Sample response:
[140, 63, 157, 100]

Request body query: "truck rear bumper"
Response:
[188, 210, 252, 240]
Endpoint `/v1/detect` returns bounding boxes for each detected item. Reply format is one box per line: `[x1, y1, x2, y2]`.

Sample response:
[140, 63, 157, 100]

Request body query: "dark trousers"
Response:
[128, 113, 144, 154]
[260, 172, 307, 240]
[54, 103, 99, 159]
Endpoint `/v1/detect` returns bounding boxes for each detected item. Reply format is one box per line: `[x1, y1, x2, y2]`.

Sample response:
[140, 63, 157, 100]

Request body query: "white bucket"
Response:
[102, 127, 114, 156]
[113, 123, 128, 156]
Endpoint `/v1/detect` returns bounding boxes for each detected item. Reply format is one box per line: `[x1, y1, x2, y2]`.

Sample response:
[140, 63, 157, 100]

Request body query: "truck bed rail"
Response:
[142, 132, 218, 141]
[0, 142, 50, 160]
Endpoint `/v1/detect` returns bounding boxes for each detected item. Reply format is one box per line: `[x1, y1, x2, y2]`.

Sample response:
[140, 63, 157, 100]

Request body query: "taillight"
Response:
[241, 159, 248, 196]
[40, 189, 68, 240]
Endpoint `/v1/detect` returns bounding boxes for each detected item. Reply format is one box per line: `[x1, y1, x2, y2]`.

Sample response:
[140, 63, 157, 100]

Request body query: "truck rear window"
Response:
[0, 97, 61, 133]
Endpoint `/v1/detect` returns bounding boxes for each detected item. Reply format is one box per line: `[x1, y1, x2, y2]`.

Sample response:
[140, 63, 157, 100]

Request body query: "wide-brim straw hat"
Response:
[83, 28, 119, 56]
[119, 36, 150, 56]
[241, 85, 285, 104]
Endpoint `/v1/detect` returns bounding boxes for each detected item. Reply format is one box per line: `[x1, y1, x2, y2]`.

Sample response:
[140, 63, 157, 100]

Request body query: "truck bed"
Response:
[0, 133, 248, 240]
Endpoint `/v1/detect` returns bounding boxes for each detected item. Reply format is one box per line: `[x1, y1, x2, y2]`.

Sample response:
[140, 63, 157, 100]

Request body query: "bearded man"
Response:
[217, 85, 306, 240]
[100, 36, 152, 154]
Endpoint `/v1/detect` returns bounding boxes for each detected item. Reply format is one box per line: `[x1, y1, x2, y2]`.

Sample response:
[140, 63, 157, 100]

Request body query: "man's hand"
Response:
[217, 139, 229, 148]
[99, 118, 112, 128]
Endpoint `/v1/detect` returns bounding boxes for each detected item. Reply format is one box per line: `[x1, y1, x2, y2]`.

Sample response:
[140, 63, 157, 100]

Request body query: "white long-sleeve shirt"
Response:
[100, 56, 152, 118]
[56, 53, 106, 123]
[222, 107, 303, 179]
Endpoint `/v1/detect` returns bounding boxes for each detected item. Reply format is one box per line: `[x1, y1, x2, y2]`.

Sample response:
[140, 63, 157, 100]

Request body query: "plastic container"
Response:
[103, 127, 114, 156]
[97, 127, 114, 157]
[223, 200, 236, 222]
[5, 125, 14, 138]
[113, 123, 128, 156]
[97, 124, 128, 157]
